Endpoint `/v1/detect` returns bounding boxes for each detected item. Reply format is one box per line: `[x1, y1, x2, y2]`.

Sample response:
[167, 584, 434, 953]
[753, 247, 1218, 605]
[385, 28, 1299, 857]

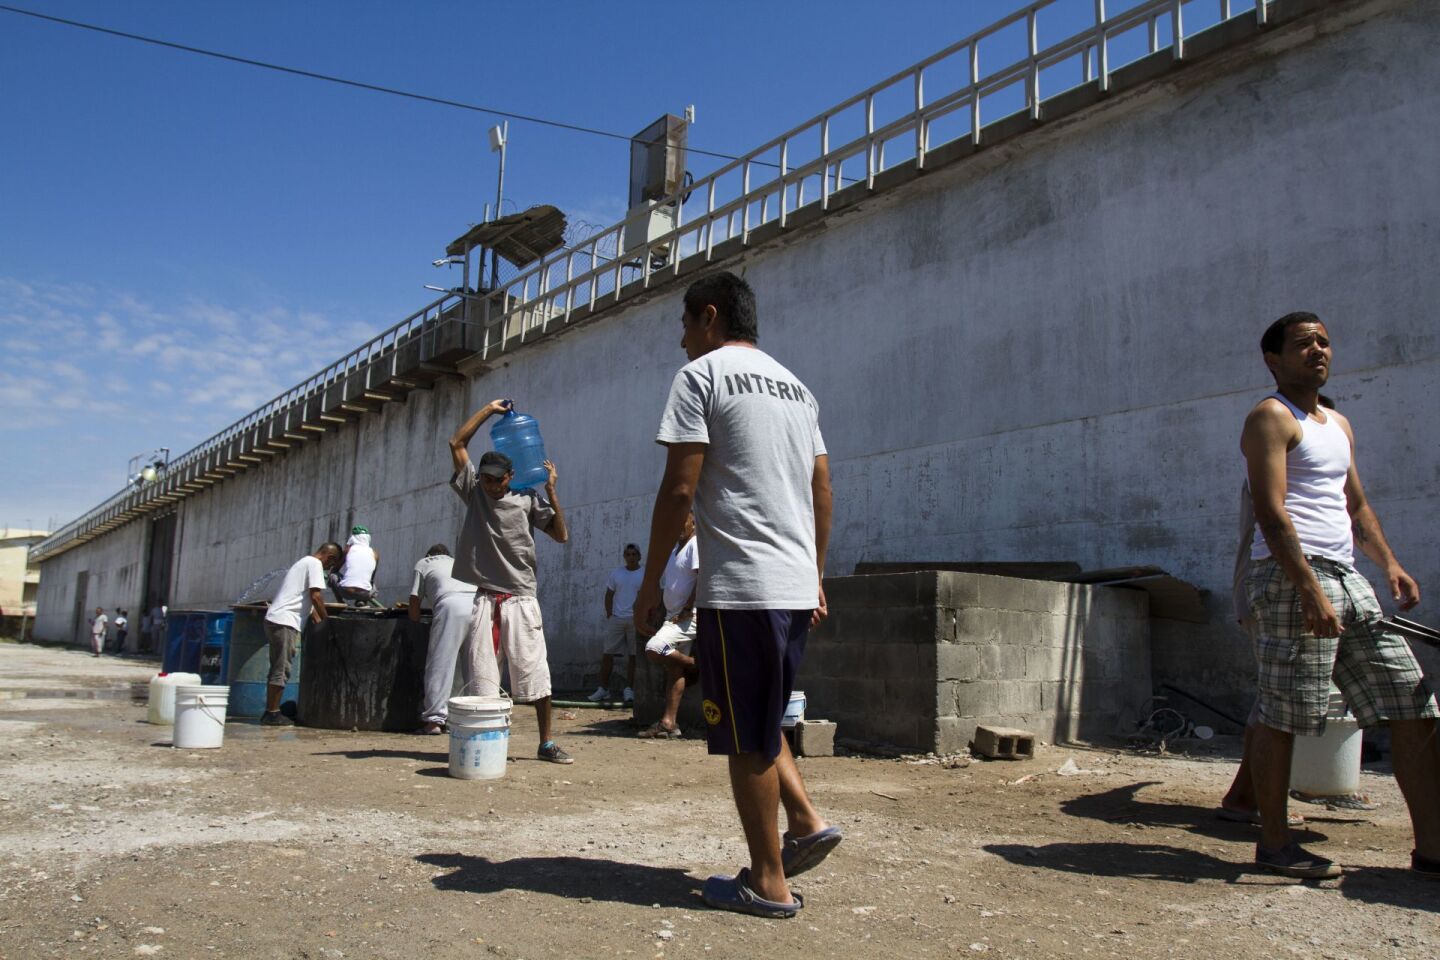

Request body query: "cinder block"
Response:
[936, 717, 979, 755]
[874, 606, 940, 644]
[816, 642, 868, 680]
[953, 607, 1003, 644]
[951, 680, 1001, 718]
[936, 644, 984, 682]
[794, 719, 836, 757]
[1022, 578, 1068, 613]
[972, 724, 1036, 760]
[975, 574, 1028, 612]
[937, 573, 982, 610]
[998, 680, 1043, 716]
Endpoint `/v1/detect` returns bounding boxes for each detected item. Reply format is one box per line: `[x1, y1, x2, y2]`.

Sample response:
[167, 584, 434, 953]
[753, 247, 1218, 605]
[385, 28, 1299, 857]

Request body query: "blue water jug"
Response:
[489, 404, 549, 490]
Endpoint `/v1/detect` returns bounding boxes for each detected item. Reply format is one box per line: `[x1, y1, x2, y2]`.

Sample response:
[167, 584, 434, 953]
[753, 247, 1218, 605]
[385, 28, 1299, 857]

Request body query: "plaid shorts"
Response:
[1246, 557, 1437, 735]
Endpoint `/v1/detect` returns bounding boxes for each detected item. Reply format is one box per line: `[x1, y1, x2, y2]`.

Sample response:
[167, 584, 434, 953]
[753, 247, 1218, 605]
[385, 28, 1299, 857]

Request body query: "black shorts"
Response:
[696, 608, 810, 760]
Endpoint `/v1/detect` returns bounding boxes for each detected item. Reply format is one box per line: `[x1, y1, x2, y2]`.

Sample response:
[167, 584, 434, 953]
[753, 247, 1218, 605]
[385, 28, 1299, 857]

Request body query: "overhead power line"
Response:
[0, 3, 753, 164]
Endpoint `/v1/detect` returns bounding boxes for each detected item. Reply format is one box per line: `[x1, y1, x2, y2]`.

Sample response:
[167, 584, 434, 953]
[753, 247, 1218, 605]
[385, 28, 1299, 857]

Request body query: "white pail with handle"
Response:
[173, 684, 230, 749]
[448, 695, 512, 780]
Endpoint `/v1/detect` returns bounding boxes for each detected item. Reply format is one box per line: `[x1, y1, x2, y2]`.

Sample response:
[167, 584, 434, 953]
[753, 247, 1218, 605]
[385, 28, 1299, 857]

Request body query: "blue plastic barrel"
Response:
[197, 612, 234, 685]
[227, 604, 301, 718]
[162, 612, 213, 674]
[489, 406, 549, 490]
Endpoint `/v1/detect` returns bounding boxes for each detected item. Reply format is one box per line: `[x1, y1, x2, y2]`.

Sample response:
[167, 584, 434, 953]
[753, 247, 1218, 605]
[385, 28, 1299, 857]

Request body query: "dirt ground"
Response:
[0, 642, 1434, 960]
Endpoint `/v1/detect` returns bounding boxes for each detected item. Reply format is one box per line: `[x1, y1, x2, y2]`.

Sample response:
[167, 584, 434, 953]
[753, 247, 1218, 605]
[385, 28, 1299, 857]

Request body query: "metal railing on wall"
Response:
[31, 0, 1273, 563]
[481, 0, 1271, 355]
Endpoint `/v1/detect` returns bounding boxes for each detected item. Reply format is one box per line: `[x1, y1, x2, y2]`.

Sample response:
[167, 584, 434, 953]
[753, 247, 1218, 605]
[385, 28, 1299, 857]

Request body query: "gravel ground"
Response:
[0, 641, 1434, 960]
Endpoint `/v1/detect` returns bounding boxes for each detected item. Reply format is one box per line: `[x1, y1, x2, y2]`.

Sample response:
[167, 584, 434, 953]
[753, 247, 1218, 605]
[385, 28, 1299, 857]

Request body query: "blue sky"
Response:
[0, 0, 1227, 530]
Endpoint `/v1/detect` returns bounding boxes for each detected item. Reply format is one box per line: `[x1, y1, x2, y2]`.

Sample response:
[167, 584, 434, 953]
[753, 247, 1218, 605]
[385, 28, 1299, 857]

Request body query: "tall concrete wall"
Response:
[32, 520, 148, 647]
[35, 0, 1440, 709]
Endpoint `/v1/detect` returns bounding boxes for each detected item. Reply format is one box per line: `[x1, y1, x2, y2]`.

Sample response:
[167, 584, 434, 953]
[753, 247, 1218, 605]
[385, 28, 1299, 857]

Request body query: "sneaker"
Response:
[260, 711, 295, 727]
[622, 687, 635, 704]
[537, 741, 574, 764]
[1255, 842, 1341, 879]
[586, 686, 609, 702]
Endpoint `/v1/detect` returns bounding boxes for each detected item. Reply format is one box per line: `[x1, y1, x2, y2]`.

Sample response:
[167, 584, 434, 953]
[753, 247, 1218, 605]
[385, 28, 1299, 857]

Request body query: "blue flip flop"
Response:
[782, 825, 843, 877]
[701, 869, 803, 919]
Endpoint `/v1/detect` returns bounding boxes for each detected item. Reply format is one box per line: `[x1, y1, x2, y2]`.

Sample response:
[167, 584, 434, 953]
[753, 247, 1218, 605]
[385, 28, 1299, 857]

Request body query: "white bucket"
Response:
[146, 672, 201, 725]
[173, 684, 230, 749]
[448, 695, 512, 780]
[782, 690, 807, 729]
[1291, 716, 1363, 796]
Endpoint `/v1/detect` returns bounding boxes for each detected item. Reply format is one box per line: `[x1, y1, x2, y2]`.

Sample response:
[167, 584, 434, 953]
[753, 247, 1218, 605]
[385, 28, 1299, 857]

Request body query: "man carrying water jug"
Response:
[449, 399, 573, 764]
[634, 271, 840, 918]
[1240, 311, 1440, 880]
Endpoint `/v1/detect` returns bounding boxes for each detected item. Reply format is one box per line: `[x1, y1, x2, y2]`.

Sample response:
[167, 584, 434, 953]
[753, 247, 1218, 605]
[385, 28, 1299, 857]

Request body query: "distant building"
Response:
[0, 528, 47, 624]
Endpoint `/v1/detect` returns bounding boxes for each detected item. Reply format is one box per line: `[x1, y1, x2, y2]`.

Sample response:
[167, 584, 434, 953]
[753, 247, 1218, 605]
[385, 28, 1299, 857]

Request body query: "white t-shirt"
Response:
[605, 566, 645, 619]
[410, 554, 477, 605]
[114, 615, 128, 630]
[661, 537, 700, 613]
[91, 614, 108, 637]
[339, 534, 377, 590]
[657, 345, 825, 609]
[266, 555, 326, 631]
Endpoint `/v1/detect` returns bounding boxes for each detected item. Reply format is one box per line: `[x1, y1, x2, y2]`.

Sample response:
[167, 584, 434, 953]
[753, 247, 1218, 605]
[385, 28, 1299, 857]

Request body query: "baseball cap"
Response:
[478, 451, 513, 478]
[351, 524, 369, 535]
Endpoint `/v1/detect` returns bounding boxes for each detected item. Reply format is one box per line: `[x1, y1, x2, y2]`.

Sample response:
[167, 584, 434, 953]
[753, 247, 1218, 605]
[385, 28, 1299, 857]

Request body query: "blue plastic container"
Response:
[227, 604, 301, 718]
[162, 612, 202, 674]
[489, 406, 549, 491]
[163, 610, 232, 678]
[197, 612, 234, 685]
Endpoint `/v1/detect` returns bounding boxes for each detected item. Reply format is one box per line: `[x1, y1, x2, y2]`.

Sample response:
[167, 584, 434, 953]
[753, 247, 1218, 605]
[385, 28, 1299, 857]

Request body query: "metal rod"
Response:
[914, 69, 926, 169]
[969, 42, 981, 145]
[1028, 9, 1040, 120]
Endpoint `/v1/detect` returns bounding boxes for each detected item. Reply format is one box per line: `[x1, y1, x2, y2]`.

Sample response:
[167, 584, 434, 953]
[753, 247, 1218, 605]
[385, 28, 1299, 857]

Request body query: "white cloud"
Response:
[0, 275, 405, 522]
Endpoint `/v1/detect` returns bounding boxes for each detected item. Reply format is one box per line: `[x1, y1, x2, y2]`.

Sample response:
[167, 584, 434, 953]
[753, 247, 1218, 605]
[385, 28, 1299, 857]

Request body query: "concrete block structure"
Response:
[799, 573, 1151, 754]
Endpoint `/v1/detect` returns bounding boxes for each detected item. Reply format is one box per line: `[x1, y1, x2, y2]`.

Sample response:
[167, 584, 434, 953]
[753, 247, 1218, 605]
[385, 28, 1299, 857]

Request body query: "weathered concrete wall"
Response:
[32, 520, 148, 648]
[794, 572, 1151, 752]
[35, 0, 1440, 707]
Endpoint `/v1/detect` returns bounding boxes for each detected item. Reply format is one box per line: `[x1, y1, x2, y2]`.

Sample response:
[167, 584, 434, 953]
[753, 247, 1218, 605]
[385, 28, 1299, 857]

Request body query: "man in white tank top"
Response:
[1241, 312, 1439, 880]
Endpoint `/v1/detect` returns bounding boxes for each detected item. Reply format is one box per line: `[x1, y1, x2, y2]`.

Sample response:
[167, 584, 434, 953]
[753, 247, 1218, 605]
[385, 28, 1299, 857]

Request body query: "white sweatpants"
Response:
[421, 591, 477, 724]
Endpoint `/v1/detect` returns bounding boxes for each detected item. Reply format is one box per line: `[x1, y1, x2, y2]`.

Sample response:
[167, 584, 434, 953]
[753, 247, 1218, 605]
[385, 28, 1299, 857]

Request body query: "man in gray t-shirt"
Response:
[634, 271, 839, 919]
[449, 398, 574, 764]
[409, 543, 479, 734]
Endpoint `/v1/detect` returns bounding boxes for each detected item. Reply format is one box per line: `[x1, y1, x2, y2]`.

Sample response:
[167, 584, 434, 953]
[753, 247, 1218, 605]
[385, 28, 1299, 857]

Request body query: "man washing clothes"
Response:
[409, 543, 478, 735]
[262, 542, 343, 726]
[335, 525, 381, 606]
[448, 398, 574, 764]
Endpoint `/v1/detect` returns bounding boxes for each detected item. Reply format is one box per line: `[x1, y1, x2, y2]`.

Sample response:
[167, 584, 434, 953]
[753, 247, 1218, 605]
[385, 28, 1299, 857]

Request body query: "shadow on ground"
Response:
[985, 841, 1439, 910]
[1334, 866, 1440, 912]
[570, 716, 644, 739]
[1059, 781, 1349, 844]
[417, 853, 701, 908]
[313, 748, 449, 764]
[985, 841, 1255, 884]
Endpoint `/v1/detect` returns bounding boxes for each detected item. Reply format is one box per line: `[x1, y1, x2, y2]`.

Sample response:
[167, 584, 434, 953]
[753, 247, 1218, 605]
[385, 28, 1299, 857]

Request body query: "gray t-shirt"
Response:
[410, 554, 478, 605]
[656, 344, 826, 610]
[450, 462, 556, 597]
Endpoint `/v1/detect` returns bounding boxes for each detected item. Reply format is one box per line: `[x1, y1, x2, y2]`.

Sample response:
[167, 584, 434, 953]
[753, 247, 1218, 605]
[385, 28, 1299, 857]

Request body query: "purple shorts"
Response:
[696, 608, 810, 760]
